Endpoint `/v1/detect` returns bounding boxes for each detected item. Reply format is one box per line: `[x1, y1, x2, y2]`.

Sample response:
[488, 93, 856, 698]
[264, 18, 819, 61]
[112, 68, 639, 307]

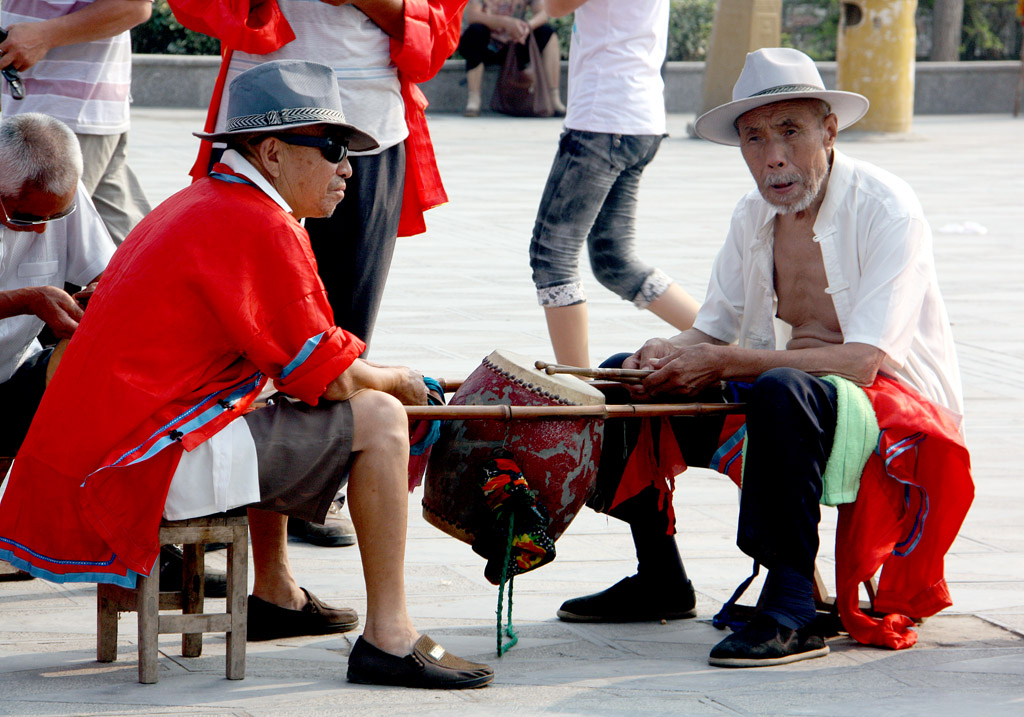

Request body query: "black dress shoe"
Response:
[346, 635, 494, 689]
[557, 574, 698, 622]
[709, 614, 829, 667]
[247, 587, 359, 641]
[159, 545, 227, 598]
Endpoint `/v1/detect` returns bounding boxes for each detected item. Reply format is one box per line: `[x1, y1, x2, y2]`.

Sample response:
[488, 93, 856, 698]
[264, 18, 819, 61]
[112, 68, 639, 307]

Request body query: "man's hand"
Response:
[23, 286, 84, 339]
[633, 343, 723, 399]
[623, 337, 683, 370]
[324, 358, 427, 405]
[0, 22, 53, 72]
[71, 280, 100, 309]
[389, 366, 428, 406]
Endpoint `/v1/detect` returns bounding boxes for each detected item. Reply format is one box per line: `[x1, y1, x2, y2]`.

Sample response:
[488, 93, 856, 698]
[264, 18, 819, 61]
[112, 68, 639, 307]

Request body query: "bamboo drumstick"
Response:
[405, 402, 745, 420]
[533, 361, 653, 383]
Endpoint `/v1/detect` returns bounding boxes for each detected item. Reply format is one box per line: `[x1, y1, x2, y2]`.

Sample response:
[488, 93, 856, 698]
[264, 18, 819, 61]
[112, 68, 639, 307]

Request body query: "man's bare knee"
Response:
[349, 390, 409, 455]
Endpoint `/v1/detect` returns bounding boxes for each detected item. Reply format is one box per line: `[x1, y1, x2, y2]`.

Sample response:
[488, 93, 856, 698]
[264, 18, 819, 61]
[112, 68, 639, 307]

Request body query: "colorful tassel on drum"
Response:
[475, 449, 556, 585]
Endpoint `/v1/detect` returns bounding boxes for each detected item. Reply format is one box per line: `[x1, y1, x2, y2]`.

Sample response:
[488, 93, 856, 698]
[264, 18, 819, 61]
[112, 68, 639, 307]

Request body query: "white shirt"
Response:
[0, 185, 113, 382]
[162, 151, 290, 520]
[564, 0, 668, 136]
[220, 0, 407, 155]
[1, 0, 139, 134]
[693, 150, 964, 428]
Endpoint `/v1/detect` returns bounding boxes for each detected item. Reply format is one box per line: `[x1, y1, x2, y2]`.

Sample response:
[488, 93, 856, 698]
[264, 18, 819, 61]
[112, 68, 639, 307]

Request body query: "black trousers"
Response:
[590, 361, 838, 580]
[0, 347, 53, 455]
[458, 22, 555, 71]
[304, 143, 406, 353]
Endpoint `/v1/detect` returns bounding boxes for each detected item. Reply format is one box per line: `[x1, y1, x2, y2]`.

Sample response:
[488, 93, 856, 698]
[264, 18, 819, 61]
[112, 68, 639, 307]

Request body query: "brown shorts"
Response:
[242, 397, 354, 524]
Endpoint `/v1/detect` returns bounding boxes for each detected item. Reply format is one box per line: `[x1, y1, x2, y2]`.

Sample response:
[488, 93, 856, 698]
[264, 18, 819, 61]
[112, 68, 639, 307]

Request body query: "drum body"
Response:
[423, 350, 604, 546]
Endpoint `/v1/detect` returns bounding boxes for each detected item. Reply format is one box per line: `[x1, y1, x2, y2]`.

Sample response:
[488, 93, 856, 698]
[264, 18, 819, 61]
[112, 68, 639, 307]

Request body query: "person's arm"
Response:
[323, 358, 427, 405]
[465, 0, 529, 42]
[0, 286, 84, 339]
[0, 0, 152, 72]
[319, 0, 406, 40]
[545, 0, 587, 19]
[527, 0, 549, 30]
[635, 340, 886, 399]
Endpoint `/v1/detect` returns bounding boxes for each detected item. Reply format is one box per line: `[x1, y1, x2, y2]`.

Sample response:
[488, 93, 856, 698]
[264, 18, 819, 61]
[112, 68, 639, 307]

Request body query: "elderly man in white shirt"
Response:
[556, 48, 968, 669]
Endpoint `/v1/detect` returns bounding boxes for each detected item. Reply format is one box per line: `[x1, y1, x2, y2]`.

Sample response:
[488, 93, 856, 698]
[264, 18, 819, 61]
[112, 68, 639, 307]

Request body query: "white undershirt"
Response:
[162, 151, 293, 519]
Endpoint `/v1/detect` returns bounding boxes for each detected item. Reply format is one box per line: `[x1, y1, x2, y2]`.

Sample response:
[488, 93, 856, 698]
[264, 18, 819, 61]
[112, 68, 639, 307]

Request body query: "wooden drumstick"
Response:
[534, 361, 653, 383]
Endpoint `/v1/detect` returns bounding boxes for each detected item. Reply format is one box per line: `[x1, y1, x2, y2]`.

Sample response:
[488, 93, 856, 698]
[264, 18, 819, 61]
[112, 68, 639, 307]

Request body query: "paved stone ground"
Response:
[1, 111, 1022, 716]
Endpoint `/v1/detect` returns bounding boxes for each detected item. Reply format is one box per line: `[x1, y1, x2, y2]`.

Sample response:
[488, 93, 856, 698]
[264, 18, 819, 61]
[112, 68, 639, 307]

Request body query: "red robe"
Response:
[0, 167, 364, 586]
[171, 0, 467, 237]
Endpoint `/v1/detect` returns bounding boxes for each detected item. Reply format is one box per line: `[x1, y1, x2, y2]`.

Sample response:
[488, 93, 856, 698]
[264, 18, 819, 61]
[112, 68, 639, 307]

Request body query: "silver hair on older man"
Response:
[0, 113, 83, 197]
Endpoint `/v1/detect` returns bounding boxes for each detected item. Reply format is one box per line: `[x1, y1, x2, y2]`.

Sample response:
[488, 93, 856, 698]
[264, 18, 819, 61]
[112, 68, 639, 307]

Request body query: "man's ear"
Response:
[255, 136, 285, 179]
[823, 113, 838, 150]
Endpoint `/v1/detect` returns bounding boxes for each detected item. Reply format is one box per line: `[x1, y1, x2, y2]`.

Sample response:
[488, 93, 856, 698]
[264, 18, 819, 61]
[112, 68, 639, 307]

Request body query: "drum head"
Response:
[485, 350, 605, 406]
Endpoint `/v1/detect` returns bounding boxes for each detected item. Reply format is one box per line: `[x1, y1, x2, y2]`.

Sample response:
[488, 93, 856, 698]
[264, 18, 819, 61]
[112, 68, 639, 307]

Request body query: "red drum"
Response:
[423, 350, 605, 548]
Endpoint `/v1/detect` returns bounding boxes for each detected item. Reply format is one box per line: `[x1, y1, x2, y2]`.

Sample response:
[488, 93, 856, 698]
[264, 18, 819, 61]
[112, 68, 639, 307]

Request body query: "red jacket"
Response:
[173, 0, 467, 237]
[0, 168, 364, 586]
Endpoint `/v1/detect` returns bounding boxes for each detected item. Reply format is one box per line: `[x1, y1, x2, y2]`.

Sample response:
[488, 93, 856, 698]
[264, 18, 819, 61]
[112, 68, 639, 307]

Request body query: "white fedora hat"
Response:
[693, 47, 869, 146]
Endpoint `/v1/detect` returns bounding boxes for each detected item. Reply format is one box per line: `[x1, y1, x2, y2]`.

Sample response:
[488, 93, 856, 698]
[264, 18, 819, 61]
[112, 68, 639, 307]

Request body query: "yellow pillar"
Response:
[700, 0, 782, 115]
[836, 0, 918, 133]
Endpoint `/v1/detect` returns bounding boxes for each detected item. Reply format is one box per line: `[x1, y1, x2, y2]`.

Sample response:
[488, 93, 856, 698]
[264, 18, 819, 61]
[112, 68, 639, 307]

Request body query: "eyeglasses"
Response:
[0, 193, 77, 227]
[273, 134, 349, 164]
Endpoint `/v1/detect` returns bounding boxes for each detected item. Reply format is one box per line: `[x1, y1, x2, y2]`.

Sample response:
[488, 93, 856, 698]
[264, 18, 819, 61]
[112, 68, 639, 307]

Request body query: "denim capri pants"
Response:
[529, 130, 673, 308]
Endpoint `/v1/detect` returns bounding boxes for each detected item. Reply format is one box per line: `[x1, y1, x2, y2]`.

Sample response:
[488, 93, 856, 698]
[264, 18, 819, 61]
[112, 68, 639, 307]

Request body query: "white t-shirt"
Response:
[218, 0, 407, 155]
[564, 0, 668, 136]
[0, 185, 113, 382]
[693, 150, 964, 430]
[161, 151, 291, 520]
[0, 0, 138, 134]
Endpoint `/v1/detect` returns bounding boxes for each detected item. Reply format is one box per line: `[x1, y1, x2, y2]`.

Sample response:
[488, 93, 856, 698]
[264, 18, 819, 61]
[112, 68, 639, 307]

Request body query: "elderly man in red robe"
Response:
[0, 60, 493, 690]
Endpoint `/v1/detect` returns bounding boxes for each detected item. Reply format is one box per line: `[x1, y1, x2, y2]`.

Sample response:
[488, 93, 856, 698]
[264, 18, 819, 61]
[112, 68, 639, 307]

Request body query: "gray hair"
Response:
[0, 113, 84, 197]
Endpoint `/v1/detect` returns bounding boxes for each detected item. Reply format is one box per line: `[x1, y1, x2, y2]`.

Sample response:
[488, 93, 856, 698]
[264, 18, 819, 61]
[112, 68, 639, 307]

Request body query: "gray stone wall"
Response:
[131, 55, 1023, 115]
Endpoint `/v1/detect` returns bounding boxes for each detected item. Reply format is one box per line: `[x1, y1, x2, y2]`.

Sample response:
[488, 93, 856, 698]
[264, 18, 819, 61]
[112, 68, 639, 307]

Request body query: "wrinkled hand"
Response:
[71, 280, 100, 308]
[630, 343, 721, 400]
[26, 286, 84, 339]
[391, 367, 428, 406]
[623, 337, 681, 371]
[0, 22, 53, 72]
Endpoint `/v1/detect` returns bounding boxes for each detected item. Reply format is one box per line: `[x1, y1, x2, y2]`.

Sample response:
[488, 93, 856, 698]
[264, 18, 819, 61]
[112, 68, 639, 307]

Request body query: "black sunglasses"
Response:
[273, 134, 349, 164]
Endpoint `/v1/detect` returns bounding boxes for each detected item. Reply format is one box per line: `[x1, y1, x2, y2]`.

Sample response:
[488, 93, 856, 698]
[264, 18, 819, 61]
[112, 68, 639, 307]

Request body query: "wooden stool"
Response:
[96, 512, 248, 683]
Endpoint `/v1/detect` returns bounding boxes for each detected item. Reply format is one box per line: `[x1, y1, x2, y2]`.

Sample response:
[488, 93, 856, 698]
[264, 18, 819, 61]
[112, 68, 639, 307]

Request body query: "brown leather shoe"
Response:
[247, 587, 359, 641]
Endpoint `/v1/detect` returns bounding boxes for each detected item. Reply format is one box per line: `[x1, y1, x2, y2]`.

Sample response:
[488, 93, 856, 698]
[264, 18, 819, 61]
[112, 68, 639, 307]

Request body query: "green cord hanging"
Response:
[495, 513, 519, 656]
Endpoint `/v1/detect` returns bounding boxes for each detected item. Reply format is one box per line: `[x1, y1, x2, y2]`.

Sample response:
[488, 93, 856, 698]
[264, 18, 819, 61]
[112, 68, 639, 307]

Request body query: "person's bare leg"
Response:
[248, 508, 306, 609]
[465, 64, 484, 116]
[544, 302, 590, 368]
[346, 390, 418, 656]
[646, 283, 700, 332]
[542, 37, 565, 114]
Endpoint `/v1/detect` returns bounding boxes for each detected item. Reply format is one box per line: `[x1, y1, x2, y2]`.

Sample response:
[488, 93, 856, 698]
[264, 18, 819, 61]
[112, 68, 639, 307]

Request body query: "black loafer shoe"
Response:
[159, 545, 227, 598]
[247, 587, 359, 641]
[557, 574, 698, 622]
[709, 614, 829, 667]
[347, 635, 494, 689]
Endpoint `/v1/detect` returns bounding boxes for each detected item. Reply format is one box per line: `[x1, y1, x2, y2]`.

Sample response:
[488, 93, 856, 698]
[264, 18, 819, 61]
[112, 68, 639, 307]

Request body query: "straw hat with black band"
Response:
[193, 59, 379, 153]
[693, 48, 870, 147]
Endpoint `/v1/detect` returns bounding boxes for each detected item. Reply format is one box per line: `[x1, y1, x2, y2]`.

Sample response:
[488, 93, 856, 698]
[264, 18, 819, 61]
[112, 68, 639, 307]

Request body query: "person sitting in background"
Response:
[459, 0, 565, 116]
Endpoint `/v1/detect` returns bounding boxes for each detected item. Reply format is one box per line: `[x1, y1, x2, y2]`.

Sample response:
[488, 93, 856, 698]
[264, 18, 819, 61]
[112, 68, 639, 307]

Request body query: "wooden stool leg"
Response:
[137, 571, 160, 684]
[182, 543, 204, 658]
[96, 584, 118, 663]
[226, 525, 248, 680]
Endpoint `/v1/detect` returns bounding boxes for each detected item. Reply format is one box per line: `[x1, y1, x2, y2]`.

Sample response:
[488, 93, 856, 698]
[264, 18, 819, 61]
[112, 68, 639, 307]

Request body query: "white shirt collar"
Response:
[220, 149, 294, 215]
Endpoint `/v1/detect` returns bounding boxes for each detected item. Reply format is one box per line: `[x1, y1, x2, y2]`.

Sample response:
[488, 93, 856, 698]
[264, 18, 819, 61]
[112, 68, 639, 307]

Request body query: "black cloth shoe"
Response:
[708, 614, 829, 667]
[247, 587, 359, 641]
[159, 545, 227, 598]
[287, 498, 356, 547]
[556, 574, 698, 622]
[346, 635, 494, 689]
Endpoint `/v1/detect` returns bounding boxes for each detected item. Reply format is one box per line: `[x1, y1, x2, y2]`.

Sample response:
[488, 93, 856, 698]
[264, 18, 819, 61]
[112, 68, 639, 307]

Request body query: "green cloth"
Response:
[819, 375, 880, 506]
[738, 375, 879, 506]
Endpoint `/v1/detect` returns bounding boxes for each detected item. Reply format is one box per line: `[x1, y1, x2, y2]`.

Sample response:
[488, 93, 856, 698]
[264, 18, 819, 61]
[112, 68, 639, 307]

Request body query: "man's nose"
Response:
[336, 157, 353, 179]
[764, 137, 788, 168]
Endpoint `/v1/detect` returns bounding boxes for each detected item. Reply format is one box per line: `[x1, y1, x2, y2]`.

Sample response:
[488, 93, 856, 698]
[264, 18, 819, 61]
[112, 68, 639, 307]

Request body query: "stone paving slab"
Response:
[1, 111, 1023, 715]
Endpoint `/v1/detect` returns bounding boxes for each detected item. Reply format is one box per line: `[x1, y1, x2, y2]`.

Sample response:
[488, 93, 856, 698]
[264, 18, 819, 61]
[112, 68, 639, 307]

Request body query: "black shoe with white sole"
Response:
[709, 614, 829, 667]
